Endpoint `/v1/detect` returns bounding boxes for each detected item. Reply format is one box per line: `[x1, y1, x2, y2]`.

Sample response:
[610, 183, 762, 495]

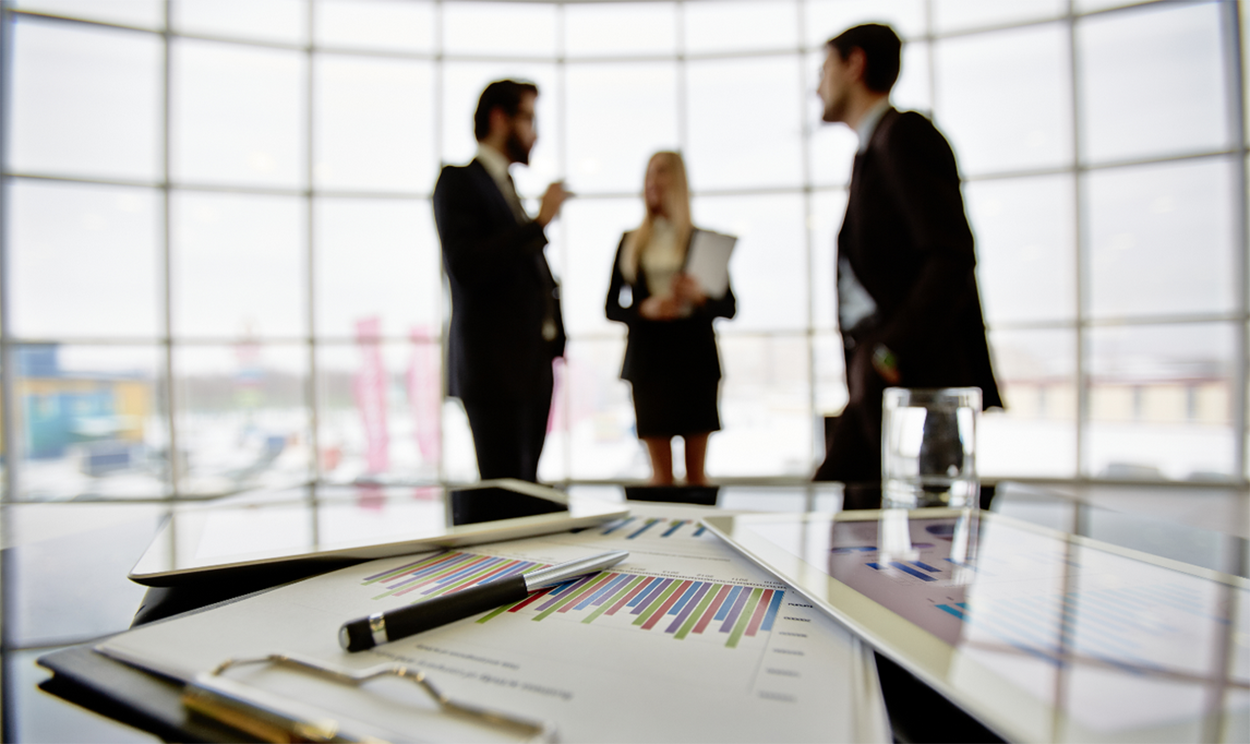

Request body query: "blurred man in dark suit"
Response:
[813, 24, 1002, 484]
[433, 80, 569, 482]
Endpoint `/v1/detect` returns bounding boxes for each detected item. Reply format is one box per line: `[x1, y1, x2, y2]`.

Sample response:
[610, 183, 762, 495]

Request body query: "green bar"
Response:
[532, 574, 614, 621]
[674, 583, 722, 639]
[362, 553, 462, 585]
[726, 588, 763, 648]
[582, 576, 646, 624]
[632, 581, 684, 626]
[424, 560, 520, 598]
[370, 555, 490, 599]
[477, 600, 520, 623]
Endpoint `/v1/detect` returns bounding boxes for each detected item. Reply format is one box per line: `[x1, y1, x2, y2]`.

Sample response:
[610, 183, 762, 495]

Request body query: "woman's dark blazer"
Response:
[604, 230, 736, 386]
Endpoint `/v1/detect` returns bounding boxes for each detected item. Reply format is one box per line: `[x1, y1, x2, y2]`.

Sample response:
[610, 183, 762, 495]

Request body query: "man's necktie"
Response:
[502, 173, 528, 224]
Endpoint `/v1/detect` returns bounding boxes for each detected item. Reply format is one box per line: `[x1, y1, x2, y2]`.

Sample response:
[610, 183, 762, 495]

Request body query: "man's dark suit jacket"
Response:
[817, 107, 1002, 484]
[432, 159, 566, 403]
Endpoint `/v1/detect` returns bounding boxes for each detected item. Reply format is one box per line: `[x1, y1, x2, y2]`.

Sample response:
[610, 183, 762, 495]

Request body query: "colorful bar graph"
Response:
[600, 517, 709, 539]
[363, 552, 547, 602]
[471, 565, 785, 649]
[364, 553, 786, 650]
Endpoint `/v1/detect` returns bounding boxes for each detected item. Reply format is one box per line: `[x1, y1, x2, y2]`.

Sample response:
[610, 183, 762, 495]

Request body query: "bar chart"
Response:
[359, 550, 785, 649]
[362, 551, 548, 601]
[479, 570, 785, 649]
[599, 516, 709, 539]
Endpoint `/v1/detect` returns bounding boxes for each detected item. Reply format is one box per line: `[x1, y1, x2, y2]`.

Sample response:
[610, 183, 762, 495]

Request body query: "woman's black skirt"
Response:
[630, 376, 721, 438]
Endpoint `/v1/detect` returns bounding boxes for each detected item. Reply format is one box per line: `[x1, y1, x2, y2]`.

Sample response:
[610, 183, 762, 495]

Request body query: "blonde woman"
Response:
[605, 152, 736, 485]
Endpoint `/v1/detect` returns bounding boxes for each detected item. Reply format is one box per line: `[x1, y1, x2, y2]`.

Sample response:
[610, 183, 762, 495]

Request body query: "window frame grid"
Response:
[0, 0, 1245, 502]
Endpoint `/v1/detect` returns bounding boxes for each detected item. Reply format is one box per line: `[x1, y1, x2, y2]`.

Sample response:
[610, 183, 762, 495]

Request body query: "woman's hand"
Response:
[672, 274, 707, 307]
[639, 296, 682, 320]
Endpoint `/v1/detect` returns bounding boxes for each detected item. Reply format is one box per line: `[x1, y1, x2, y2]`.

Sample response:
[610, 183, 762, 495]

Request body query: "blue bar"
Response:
[714, 586, 744, 620]
[627, 519, 660, 539]
[572, 574, 629, 611]
[661, 520, 687, 538]
[665, 583, 712, 633]
[432, 556, 507, 586]
[668, 582, 704, 615]
[760, 589, 785, 631]
[912, 561, 941, 573]
[889, 562, 936, 582]
[692, 524, 707, 537]
[602, 517, 636, 535]
[937, 603, 966, 619]
[867, 562, 883, 570]
[630, 578, 674, 615]
[625, 577, 661, 607]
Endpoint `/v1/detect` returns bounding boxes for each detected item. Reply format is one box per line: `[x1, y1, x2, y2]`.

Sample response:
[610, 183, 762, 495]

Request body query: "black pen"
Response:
[339, 550, 629, 652]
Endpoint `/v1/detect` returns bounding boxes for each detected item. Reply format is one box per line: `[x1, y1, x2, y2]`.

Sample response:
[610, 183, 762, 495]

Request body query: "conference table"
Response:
[8, 478, 1248, 742]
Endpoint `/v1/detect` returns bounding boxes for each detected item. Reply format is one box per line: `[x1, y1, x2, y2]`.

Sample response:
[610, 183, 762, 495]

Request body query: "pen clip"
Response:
[183, 653, 557, 743]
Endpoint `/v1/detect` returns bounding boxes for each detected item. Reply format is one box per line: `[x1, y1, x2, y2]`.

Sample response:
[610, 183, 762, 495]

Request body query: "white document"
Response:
[98, 502, 889, 743]
[684, 230, 737, 299]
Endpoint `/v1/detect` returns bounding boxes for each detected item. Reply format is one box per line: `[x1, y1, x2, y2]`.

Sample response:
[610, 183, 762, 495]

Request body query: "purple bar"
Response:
[573, 574, 628, 611]
[429, 556, 508, 587]
[665, 583, 712, 633]
[384, 553, 482, 588]
[387, 554, 493, 590]
[364, 553, 452, 582]
[533, 574, 597, 611]
[626, 577, 662, 607]
[590, 574, 633, 606]
[630, 578, 675, 615]
[667, 582, 704, 615]
[718, 585, 752, 632]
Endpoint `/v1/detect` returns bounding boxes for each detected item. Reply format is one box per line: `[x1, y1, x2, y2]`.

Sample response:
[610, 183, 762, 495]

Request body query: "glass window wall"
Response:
[2, 0, 1246, 500]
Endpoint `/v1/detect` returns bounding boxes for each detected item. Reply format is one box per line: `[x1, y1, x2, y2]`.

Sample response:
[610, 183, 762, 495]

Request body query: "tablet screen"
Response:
[704, 509, 1250, 743]
[130, 481, 628, 586]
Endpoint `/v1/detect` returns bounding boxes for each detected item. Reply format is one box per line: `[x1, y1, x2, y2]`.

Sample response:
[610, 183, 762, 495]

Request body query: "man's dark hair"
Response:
[827, 24, 901, 94]
[473, 79, 539, 142]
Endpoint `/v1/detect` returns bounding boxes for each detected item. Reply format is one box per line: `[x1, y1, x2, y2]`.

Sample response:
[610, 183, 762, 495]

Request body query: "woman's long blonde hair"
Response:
[620, 151, 693, 283]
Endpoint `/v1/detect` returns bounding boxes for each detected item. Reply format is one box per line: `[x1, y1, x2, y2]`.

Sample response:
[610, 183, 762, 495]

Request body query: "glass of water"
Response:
[881, 387, 981, 509]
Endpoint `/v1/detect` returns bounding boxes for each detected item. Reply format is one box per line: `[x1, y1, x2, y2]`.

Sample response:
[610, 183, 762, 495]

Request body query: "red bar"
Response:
[693, 585, 732, 634]
[506, 586, 555, 613]
[641, 580, 692, 630]
[744, 589, 773, 636]
[556, 573, 617, 613]
[605, 577, 654, 616]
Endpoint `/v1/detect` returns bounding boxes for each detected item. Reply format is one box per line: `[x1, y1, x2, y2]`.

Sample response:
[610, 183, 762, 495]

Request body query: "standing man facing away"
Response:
[433, 80, 569, 483]
[813, 24, 1002, 485]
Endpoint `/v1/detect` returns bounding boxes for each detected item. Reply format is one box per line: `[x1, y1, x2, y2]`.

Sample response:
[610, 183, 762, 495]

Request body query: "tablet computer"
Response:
[702, 508, 1249, 743]
[130, 480, 629, 586]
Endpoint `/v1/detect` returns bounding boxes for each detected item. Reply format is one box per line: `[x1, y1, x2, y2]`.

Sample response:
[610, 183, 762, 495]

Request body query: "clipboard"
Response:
[683, 229, 737, 299]
[183, 653, 555, 743]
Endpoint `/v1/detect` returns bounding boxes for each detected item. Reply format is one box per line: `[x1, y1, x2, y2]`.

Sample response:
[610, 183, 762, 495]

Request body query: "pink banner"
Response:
[354, 317, 389, 474]
[408, 326, 442, 467]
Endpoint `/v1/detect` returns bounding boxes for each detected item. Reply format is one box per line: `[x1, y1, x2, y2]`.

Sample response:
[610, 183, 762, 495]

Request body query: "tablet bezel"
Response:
[129, 480, 629, 586]
[701, 508, 1248, 744]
